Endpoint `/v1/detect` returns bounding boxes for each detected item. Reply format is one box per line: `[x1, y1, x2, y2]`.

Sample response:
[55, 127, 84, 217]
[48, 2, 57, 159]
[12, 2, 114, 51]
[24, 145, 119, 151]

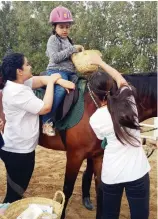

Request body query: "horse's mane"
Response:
[123, 72, 157, 100]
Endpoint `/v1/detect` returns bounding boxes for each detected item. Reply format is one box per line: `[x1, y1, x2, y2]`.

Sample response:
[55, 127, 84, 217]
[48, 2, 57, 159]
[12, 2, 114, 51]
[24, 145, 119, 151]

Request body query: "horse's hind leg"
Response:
[61, 151, 84, 219]
[82, 158, 94, 210]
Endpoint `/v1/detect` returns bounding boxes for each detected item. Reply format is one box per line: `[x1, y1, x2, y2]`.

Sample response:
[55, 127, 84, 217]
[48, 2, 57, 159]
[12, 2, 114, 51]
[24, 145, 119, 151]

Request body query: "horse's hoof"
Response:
[82, 197, 95, 211]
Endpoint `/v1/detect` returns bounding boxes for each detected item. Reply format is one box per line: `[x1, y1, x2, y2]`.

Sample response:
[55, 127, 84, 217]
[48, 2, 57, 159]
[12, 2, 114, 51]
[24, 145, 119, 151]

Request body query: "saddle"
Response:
[54, 75, 79, 122]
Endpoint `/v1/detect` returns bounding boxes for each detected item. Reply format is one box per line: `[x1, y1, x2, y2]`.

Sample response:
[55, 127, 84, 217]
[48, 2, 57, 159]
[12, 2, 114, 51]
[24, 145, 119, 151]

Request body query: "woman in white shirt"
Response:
[88, 55, 150, 219]
[0, 52, 74, 203]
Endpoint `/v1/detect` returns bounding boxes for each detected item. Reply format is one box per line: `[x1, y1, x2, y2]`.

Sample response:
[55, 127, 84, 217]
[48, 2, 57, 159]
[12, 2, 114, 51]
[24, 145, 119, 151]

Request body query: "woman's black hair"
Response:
[52, 24, 74, 45]
[88, 71, 140, 147]
[0, 53, 25, 89]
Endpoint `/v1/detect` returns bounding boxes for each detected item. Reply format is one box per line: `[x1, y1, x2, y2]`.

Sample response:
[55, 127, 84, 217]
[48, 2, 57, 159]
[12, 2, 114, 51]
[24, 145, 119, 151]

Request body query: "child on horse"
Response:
[88, 55, 150, 219]
[42, 5, 84, 136]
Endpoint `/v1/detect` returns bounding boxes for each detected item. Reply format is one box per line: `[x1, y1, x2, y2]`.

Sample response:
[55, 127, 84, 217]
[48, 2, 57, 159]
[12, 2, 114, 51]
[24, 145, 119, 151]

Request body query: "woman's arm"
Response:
[56, 79, 75, 90]
[31, 76, 55, 89]
[12, 74, 62, 116]
[31, 76, 75, 90]
[99, 62, 127, 88]
[89, 55, 127, 88]
[38, 74, 61, 115]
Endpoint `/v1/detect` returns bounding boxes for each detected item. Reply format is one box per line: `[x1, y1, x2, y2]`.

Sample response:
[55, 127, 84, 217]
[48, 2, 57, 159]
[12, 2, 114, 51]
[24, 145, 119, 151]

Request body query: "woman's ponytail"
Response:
[107, 86, 140, 147]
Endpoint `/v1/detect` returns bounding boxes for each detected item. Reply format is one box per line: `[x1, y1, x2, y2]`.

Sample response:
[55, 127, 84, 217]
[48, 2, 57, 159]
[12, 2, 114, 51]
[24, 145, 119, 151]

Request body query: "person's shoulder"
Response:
[120, 85, 136, 101]
[24, 78, 33, 88]
[48, 34, 59, 44]
[3, 81, 21, 94]
[11, 88, 35, 106]
[90, 106, 108, 125]
[120, 84, 132, 92]
[3, 84, 24, 104]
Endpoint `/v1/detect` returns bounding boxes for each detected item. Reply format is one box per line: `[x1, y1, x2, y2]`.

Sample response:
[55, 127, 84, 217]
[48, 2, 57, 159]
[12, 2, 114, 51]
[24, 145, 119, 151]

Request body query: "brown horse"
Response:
[39, 72, 157, 219]
[0, 72, 157, 219]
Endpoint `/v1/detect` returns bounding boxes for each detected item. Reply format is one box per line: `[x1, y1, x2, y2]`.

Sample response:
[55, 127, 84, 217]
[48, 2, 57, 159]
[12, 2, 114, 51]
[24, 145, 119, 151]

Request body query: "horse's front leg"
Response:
[92, 154, 103, 219]
[61, 151, 84, 219]
[82, 158, 94, 210]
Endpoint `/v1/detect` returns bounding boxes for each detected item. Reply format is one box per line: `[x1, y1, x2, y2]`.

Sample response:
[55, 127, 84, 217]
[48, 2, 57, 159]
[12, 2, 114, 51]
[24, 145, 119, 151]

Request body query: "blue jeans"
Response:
[42, 69, 75, 124]
[97, 173, 149, 219]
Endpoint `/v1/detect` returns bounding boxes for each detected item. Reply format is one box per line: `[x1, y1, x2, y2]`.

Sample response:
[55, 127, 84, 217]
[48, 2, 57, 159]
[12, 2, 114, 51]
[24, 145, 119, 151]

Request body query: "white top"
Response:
[2, 79, 44, 153]
[89, 90, 150, 184]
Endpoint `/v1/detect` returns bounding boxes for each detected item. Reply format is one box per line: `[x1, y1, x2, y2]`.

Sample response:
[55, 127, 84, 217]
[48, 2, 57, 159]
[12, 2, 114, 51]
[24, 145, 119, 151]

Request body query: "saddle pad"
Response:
[55, 79, 86, 130]
[34, 79, 87, 131]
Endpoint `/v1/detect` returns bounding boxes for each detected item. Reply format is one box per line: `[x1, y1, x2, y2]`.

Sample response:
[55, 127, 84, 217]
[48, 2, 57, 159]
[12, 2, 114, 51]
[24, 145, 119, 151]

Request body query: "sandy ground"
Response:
[0, 145, 157, 219]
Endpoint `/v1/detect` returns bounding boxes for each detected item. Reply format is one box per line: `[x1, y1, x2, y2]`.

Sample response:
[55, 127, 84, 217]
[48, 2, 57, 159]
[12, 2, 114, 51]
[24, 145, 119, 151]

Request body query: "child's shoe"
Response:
[43, 121, 56, 136]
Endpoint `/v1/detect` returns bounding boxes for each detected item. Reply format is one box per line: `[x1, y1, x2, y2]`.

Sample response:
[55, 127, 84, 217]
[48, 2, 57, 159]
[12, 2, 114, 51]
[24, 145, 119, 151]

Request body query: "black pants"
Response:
[98, 173, 149, 219]
[0, 149, 35, 203]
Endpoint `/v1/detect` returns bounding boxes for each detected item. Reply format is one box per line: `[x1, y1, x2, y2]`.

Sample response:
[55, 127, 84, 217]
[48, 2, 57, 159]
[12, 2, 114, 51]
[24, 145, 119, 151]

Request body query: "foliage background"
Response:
[0, 1, 157, 74]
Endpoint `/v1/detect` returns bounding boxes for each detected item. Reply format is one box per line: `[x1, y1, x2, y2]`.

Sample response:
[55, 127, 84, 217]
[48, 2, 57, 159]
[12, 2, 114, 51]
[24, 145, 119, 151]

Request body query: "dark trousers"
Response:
[98, 173, 149, 219]
[0, 149, 35, 203]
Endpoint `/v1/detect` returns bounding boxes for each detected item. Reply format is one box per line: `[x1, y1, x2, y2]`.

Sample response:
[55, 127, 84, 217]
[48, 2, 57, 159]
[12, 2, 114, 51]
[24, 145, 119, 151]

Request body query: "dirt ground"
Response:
[0, 145, 157, 219]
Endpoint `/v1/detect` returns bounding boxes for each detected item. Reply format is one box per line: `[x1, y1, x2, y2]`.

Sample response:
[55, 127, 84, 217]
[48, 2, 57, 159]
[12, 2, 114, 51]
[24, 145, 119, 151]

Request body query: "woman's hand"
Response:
[74, 45, 84, 52]
[87, 54, 127, 89]
[56, 79, 75, 94]
[0, 118, 4, 132]
[57, 79, 75, 89]
[50, 73, 62, 84]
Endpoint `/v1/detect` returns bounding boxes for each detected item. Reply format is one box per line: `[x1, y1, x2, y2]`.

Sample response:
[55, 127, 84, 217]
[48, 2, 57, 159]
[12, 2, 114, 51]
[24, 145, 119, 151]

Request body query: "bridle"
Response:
[87, 83, 100, 109]
[87, 82, 110, 109]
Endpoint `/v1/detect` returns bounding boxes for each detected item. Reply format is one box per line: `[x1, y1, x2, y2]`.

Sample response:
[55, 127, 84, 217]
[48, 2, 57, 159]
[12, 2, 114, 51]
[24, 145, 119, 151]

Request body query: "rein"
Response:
[141, 127, 158, 133]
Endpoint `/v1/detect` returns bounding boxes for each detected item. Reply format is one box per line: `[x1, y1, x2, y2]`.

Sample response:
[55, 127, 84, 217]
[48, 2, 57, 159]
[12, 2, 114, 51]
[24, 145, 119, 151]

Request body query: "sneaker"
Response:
[43, 122, 56, 136]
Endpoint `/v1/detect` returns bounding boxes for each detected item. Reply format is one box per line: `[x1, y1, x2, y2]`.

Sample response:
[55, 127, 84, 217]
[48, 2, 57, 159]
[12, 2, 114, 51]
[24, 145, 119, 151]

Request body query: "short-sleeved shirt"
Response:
[1, 79, 44, 153]
[89, 86, 150, 184]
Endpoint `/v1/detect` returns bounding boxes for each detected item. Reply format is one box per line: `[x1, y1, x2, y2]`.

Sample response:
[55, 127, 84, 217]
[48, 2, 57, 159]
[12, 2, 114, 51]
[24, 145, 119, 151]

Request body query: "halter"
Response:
[87, 82, 110, 109]
[87, 83, 99, 109]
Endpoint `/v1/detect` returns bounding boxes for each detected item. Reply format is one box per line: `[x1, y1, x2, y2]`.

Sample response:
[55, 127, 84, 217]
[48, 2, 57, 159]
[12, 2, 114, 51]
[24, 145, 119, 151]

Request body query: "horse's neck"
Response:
[84, 92, 98, 116]
[124, 74, 157, 121]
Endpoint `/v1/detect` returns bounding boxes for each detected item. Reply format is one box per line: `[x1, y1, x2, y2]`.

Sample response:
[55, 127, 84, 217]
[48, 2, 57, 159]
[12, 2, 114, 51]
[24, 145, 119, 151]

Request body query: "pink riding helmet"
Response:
[49, 6, 73, 24]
